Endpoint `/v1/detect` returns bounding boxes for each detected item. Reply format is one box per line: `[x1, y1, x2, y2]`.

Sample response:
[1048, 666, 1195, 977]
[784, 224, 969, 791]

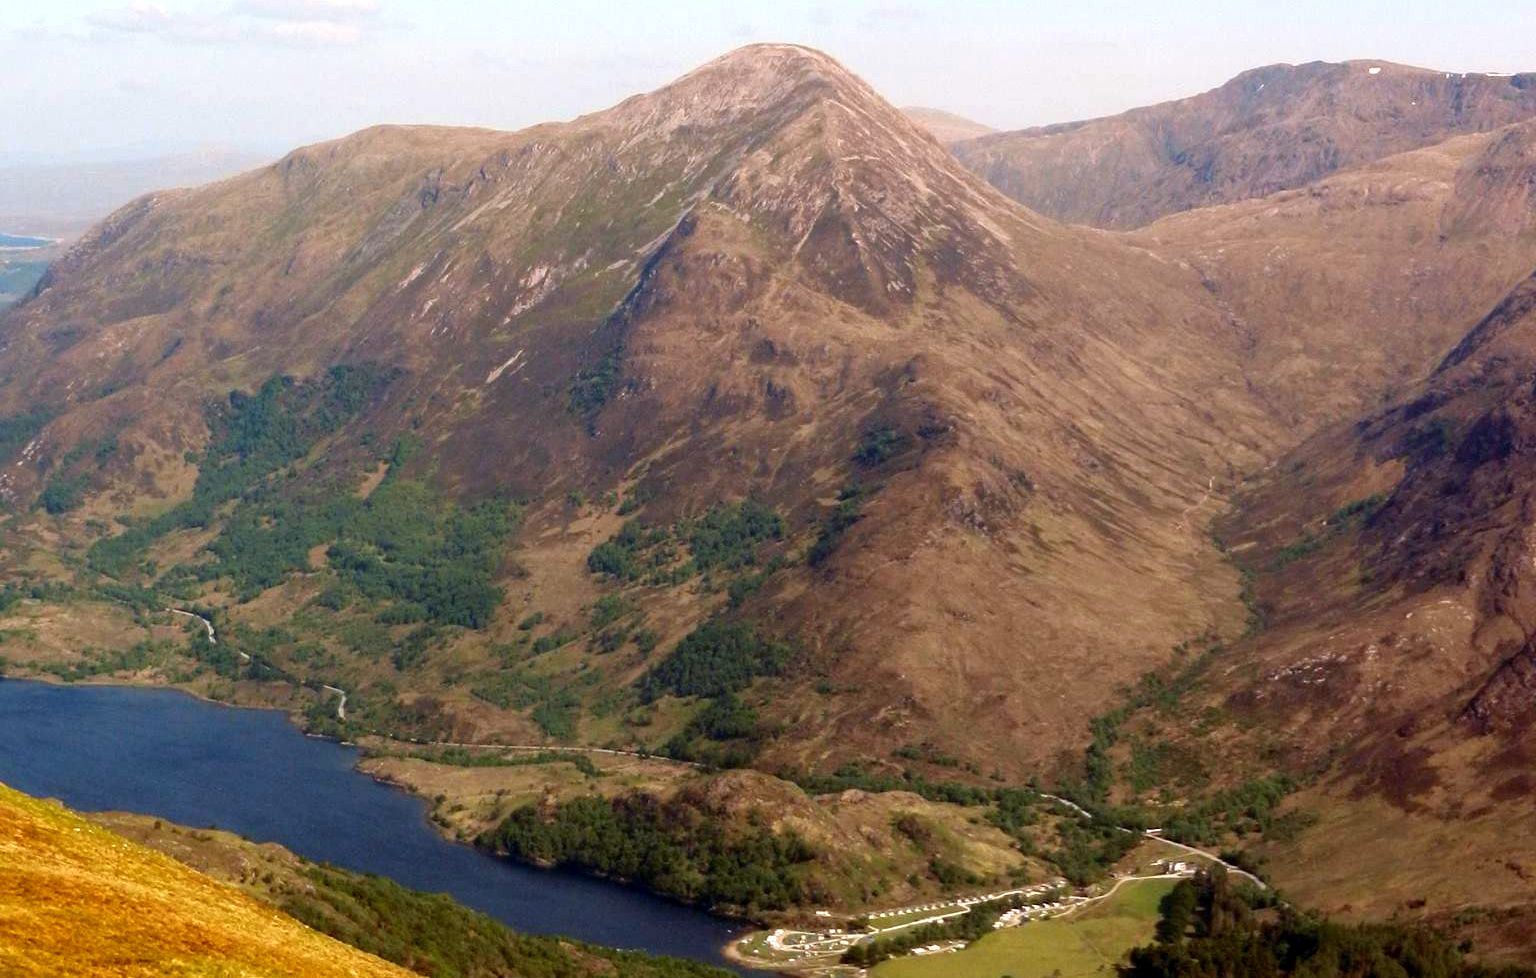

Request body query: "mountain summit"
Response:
[0, 44, 1290, 775]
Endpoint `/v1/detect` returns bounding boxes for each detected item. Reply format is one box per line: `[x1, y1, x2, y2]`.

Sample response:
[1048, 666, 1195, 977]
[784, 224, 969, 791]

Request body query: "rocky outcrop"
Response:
[1464, 641, 1536, 732]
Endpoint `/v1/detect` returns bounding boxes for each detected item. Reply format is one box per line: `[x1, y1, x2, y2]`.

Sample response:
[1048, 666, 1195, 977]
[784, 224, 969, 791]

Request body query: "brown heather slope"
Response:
[0, 44, 1300, 775]
[1141, 257, 1536, 961]
[0, 782, 414, 978]
[953, 60, 1536, 229]
[1131, 120, 1536, 429]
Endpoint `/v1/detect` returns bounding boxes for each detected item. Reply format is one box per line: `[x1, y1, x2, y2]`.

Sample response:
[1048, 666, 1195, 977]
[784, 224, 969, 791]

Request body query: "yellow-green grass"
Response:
[0, 781, 413, 978]
[870, 878, 1175, 978]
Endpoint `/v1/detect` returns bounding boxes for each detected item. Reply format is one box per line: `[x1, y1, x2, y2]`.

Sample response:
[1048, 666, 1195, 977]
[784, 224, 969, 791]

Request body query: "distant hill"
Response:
[901, 106, 996, 144]
[0, 147, 270, 238]
[953, 61, 1536, 227]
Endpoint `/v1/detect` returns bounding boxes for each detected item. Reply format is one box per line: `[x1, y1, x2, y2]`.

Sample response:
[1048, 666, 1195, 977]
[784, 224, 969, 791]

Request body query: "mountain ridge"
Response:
[952, 58, 1536, 228]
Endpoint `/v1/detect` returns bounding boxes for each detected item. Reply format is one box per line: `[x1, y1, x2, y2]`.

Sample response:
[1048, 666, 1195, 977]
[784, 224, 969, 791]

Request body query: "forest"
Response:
[1123, 869, 1534, 978]
[280, 862, 732, 978]
[480, 791, 817, 915]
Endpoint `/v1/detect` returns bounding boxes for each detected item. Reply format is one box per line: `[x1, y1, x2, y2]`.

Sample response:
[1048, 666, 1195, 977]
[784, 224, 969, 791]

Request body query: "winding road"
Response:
[1039, 790, 1266, 890]
[1146, 833, 1267, 889]
[369, 735, 703, 768]
[321, 685, 347, 722]
[167, 608, 250, 663]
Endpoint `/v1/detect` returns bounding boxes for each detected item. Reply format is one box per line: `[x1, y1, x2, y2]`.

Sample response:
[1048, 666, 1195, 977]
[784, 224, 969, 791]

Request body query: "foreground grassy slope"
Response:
[0, 782, 413, 978]
[0, 782, 732, 978]
[92, 810, 733, 978]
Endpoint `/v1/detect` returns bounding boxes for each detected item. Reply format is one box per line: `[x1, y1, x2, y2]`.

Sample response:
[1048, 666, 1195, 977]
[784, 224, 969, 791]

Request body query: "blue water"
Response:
[0, 233, 50, 249]
[0, 679, 753, 972]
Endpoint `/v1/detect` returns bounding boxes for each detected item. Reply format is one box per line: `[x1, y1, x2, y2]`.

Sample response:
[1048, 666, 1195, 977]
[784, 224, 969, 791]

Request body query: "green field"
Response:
[871, 878, 1175, 978]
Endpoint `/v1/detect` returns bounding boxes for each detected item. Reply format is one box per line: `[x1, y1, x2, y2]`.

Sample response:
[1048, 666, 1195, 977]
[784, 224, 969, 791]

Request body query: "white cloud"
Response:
[235, 0, 381, 23]
[82, 0, 387, 47]
[263, 19, 364, 45]
[87, 3, 181, 34]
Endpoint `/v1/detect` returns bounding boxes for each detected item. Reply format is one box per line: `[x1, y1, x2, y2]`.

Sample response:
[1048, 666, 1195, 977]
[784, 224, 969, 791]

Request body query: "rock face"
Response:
[1465, 642, 1536, 732]
[952, 60, 1536, 228]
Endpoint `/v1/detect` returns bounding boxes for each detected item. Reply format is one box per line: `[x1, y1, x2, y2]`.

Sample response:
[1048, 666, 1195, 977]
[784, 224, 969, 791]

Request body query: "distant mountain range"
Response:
[901, 106, 996, 143]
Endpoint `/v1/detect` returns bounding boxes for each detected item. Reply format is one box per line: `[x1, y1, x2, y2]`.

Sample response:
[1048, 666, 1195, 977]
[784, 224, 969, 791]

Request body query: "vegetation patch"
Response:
[481, 791, 817, 914]
[568, 346, 625, 428]
[587, 520, 683, 583]
[1121, 868, 1518, 978]
[636, 619, 790, 702]
[588, 499, 784, 586]
[685, 500, 783, 572]
[471, 671, 583, 740]
[89, 366, 396, 577]
[0, 407, 53, 466]
[853, 426, 913, 468]
[662, 691, 767, 767]
[281, 863, 731, 978]
[808, 483, 865, 567]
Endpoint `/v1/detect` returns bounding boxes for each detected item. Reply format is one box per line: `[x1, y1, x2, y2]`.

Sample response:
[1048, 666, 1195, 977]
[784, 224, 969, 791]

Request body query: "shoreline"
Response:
[0, 672, 762, 962]
[0, 674, 756, 974]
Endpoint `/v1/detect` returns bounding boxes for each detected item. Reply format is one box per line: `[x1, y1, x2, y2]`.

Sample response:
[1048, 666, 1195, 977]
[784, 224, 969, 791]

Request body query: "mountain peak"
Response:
[596, 43, 888, 138]
[686, 43, 858, 88]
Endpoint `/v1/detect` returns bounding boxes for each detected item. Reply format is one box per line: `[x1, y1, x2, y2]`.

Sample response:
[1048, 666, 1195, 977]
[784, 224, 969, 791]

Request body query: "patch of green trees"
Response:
[1124, 868, 1531, 978]
[636, 619, 789, 701]
[280, 863, 732, 978]
[481, 792, 817, 914]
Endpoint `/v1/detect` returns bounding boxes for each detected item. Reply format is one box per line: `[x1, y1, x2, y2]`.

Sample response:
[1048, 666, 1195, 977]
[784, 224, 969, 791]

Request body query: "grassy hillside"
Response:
[0, 782, 732, 978]
[0, 781, 414, 978]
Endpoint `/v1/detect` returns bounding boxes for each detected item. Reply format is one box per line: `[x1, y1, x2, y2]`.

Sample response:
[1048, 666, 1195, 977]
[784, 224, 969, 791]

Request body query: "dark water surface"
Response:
[0, 679, 751, 972]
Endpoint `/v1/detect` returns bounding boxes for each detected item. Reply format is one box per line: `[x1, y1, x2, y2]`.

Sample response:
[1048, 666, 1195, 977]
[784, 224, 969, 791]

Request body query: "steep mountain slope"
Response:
[0, 44, 1297, 777]
[0, 781, 415, 978]
[1131, 120, 1536, 429]
[901, 107, 995, 144]
[953, 60, 1536, 228]
[1127, 251, 1536, 959]
[11, 39, 1536, 963]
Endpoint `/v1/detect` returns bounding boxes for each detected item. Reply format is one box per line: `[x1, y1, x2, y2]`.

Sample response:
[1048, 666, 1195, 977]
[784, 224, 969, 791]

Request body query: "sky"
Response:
[5, 0, 1536, 162]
